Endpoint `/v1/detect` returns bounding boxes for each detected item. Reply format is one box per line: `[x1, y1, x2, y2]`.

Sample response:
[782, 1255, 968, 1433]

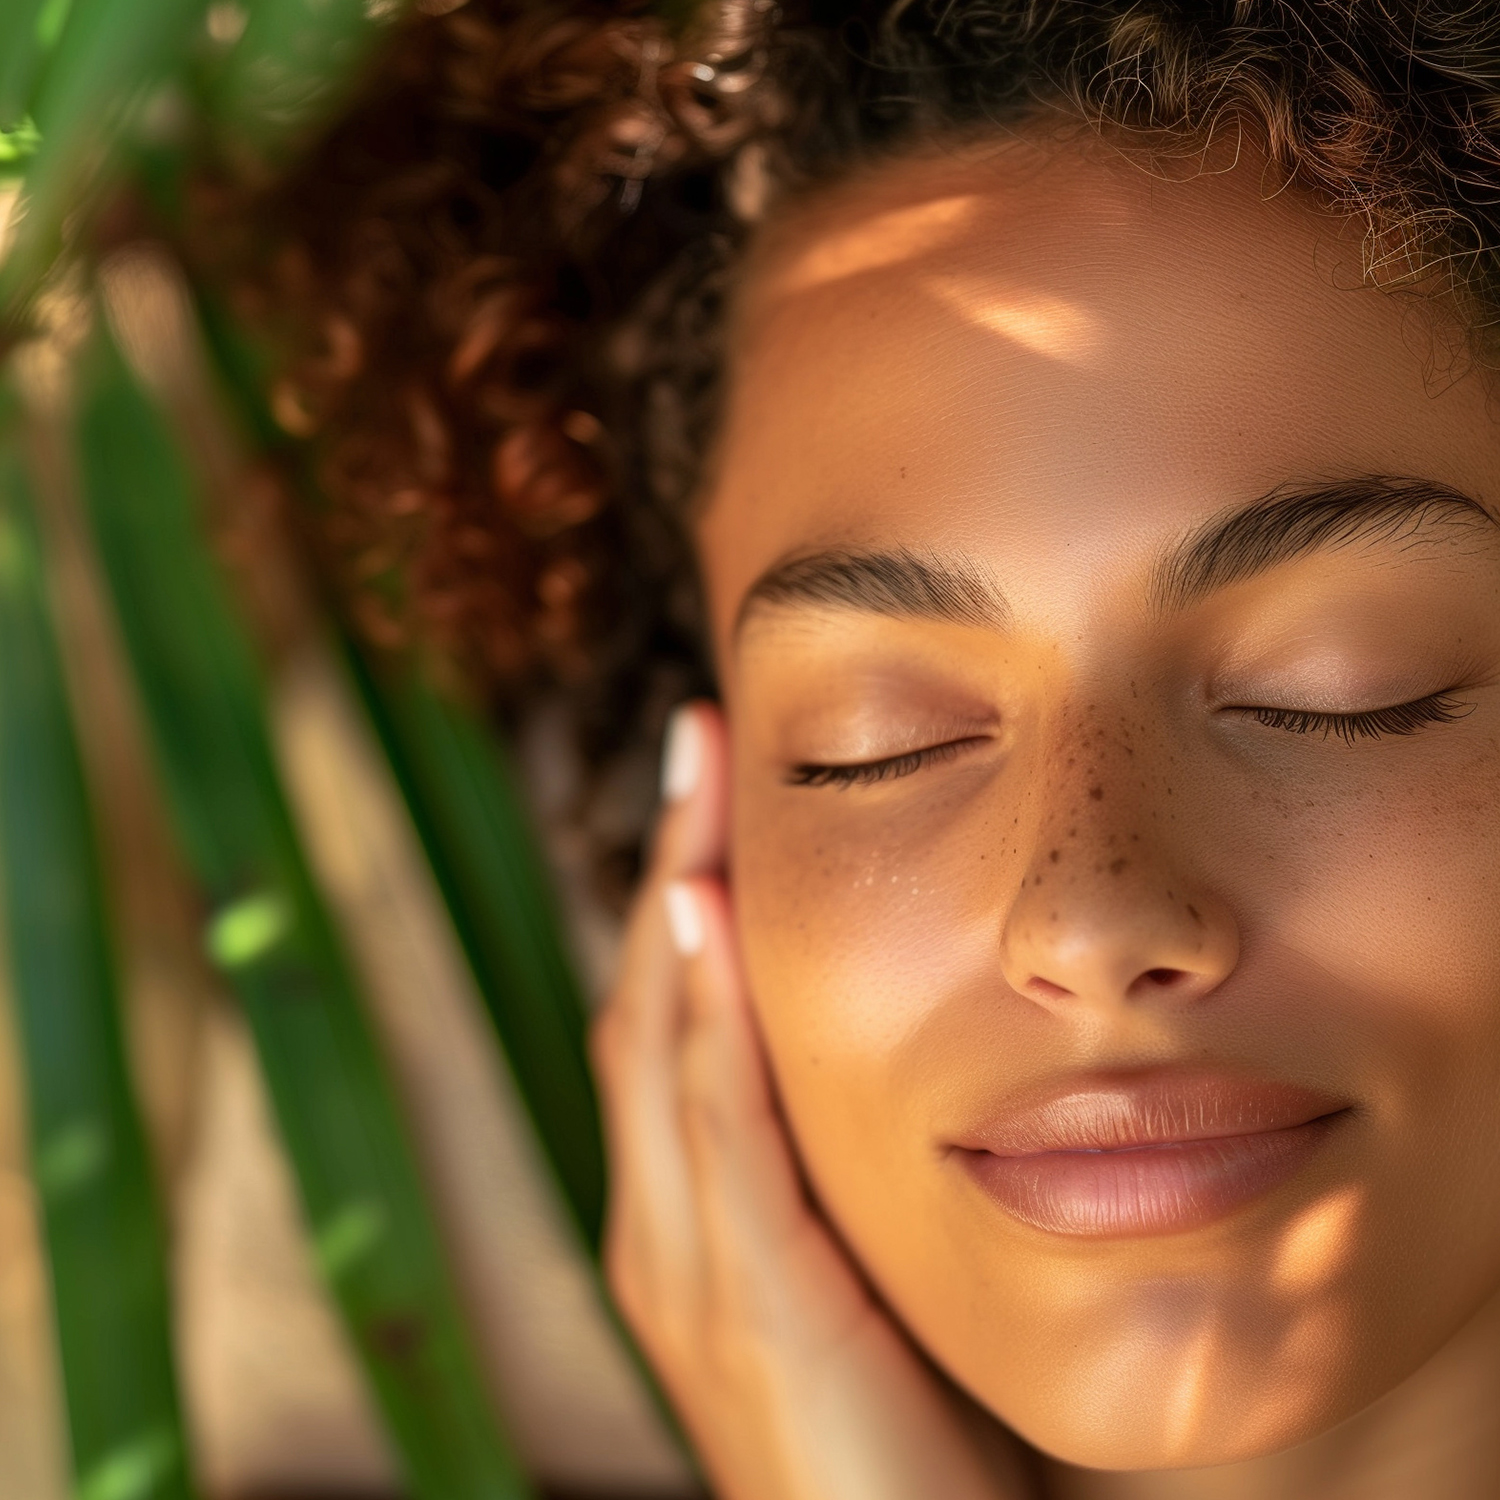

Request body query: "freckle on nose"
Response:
[1049, 848, 1060, 862]
[1089, 785, 1104, 800]
[1110, 858, 1128, 875]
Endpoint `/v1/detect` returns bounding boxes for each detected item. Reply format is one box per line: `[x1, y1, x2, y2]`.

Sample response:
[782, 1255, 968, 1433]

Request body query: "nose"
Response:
[998, 746, 1239, 1018]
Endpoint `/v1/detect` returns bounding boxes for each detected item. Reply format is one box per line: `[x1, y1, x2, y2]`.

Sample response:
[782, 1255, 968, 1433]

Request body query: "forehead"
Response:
[700, 135, 1497, 645]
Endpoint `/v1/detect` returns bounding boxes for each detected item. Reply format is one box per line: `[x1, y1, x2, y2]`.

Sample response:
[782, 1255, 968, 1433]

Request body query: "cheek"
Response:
[1233, 735, 1500, 1045]
[730, 774, 1016, 1063]
[728, 777, 1016, 1208]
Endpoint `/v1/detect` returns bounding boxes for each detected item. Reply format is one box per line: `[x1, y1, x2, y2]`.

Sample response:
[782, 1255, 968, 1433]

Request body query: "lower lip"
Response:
[960, 1116, 1345, 1237]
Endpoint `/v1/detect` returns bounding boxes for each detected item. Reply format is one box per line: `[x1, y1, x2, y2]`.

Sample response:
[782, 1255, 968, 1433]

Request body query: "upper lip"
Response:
[954, 1069, 1351, 1157]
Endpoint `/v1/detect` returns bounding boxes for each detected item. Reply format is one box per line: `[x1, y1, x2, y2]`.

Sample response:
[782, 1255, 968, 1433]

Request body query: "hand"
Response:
[591, 702, 1034, 1500]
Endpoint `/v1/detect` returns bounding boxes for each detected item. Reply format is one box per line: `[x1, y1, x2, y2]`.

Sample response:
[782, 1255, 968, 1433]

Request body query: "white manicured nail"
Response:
[665, 881, 705, 956]
[660, 706, 702, 803]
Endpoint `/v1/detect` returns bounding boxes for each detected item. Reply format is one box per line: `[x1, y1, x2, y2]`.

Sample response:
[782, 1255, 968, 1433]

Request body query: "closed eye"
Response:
[788, 735, 991, 788]
[1225, 689, 1475, 743]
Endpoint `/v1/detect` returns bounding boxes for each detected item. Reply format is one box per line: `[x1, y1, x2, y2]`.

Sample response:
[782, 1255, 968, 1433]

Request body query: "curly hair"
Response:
[202, 0, 1500, 892]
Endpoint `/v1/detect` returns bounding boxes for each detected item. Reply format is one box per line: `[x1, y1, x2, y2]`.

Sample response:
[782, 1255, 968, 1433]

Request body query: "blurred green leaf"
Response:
[74, 324, 531, 1500]
[0, 0, 52, 131]
[207, 0, 406, 156]
[0, 0, 206, 323]
[0, 389, 195, 1500]
[353, 656, 607, 1248]
[0, 117, 42, 169]
[194, 289, 609, 1249]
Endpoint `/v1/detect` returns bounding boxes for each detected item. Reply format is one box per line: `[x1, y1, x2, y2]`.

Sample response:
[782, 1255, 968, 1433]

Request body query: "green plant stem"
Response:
[193, 289, 608, 1249]
[350, 653, 607, 1248]
[0, 0, 206, 323]
[0, 389, 195, 1500]
[73, 324, 531, 1500]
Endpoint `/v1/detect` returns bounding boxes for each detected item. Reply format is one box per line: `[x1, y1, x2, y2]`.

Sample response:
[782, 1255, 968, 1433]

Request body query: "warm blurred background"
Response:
[0, 2, 695, 1496]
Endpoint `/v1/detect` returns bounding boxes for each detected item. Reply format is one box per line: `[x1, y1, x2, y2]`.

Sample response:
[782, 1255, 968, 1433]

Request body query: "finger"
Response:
[652, 698, 730, 881]
[674, 878, 870, 1342]
[591, 702, 730, 1321]
[609, 700, 729, 1037]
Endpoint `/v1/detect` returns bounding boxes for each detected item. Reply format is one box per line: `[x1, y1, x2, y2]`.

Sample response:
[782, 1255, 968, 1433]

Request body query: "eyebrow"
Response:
[736, 547, 1009, 636]
[1151, 476, 1497, 611]
[736, 476, 1497, 640]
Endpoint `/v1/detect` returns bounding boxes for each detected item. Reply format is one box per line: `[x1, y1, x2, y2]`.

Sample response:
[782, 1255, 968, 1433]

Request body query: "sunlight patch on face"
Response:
[1151, 1297, 1227, 1462]
[1271, 1185, 1364, 1295]
[1058, 1277, 1228, 1461]
[923, 274, 1104, 365]
[775, 193, 981, 293]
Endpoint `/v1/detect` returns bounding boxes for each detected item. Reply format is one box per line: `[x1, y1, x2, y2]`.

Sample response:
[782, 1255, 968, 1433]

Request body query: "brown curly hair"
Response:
[204, 0, 1500, 888]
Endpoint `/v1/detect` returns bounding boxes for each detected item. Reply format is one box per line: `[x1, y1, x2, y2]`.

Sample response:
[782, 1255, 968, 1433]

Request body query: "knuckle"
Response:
[678, 1041, 736, 1140]
[604, 1244, 645, 1322]
[605, 1250, 695, 1371]
[589, 1002, 630, 1075]
[603, 1232, 659, 1330]
[699, 1309, 761, 1390]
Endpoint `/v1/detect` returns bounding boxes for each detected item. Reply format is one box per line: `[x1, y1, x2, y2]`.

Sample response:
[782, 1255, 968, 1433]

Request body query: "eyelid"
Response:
[1220, 687, 1476, 742]
[788, 733, 992, 787]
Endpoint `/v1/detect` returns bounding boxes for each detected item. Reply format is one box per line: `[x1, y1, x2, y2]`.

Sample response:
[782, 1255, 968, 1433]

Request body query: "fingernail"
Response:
[664, 881, 705, 956]
[660, 705, 702, 803]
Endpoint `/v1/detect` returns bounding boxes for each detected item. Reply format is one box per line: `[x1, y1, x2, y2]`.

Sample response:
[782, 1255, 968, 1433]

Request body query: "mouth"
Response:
[952, 1070, 1352, 1238]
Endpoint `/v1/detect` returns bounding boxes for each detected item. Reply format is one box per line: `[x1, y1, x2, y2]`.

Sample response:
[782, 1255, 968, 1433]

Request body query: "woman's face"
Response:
[696, 135, 1500, 1470]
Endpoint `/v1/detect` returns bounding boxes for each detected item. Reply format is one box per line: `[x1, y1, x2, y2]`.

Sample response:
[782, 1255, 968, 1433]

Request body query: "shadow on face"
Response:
[696, 131, 1500, 1470]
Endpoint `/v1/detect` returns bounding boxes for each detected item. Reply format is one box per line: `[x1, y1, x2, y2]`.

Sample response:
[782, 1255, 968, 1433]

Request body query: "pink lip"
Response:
[953, 1071, 1350, 1237]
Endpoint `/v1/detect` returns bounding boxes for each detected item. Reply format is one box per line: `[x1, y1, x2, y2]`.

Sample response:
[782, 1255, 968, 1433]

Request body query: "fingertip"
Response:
[665, 879, 706, 957]
[660, 704, 705, 803]
[650, 701, 730, 879]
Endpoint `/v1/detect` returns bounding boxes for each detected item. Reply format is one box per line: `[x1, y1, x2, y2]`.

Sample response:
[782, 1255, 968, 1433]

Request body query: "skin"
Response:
[593, 131, 1500, 1497]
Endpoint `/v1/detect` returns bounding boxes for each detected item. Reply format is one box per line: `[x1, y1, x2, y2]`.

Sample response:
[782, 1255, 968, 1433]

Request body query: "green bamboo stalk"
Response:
[192, 292, 608, 1250]
[195, 276, 691, 1465]
[72, 321, 531, 1500]
[0, 387, 195, 1500]
[0, 0, 205, 323]
[350, 653, 607, 1248]
[0, 0, 50, 134]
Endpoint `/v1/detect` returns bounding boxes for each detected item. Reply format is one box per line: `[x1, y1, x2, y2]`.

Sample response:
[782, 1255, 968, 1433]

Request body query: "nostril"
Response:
[1128, 966, 1191, 999]
[1027, 976, 1073, 1000]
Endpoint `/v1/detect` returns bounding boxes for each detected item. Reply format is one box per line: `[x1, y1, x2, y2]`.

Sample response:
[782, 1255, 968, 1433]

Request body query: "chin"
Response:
[935, 1255, 1460, 1475]
[898, 1206, 1474, 1475]
[998, 1370, 1352, 1473]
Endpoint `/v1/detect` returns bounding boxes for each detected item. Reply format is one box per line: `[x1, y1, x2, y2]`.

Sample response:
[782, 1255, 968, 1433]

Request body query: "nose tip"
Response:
[997, 706, 1240, 1017]
[1001, 881, 1239, 1016]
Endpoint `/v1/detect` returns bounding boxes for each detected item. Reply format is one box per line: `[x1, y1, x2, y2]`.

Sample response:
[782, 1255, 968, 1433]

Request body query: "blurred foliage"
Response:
[0, 392, 193, 1500]
[76, 325, 530, 1499]
[0, 2, 617, 1496]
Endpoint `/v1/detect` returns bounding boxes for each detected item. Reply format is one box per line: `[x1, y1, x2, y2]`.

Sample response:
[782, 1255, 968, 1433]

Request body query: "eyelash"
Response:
[1231, 690, 1475, 743]
[788, 737, 982, 788]
[788, 691, 1476, 788]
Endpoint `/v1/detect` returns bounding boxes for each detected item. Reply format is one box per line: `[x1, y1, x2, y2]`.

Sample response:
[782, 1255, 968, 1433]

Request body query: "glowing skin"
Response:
[596, 132, 1500, 1499]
